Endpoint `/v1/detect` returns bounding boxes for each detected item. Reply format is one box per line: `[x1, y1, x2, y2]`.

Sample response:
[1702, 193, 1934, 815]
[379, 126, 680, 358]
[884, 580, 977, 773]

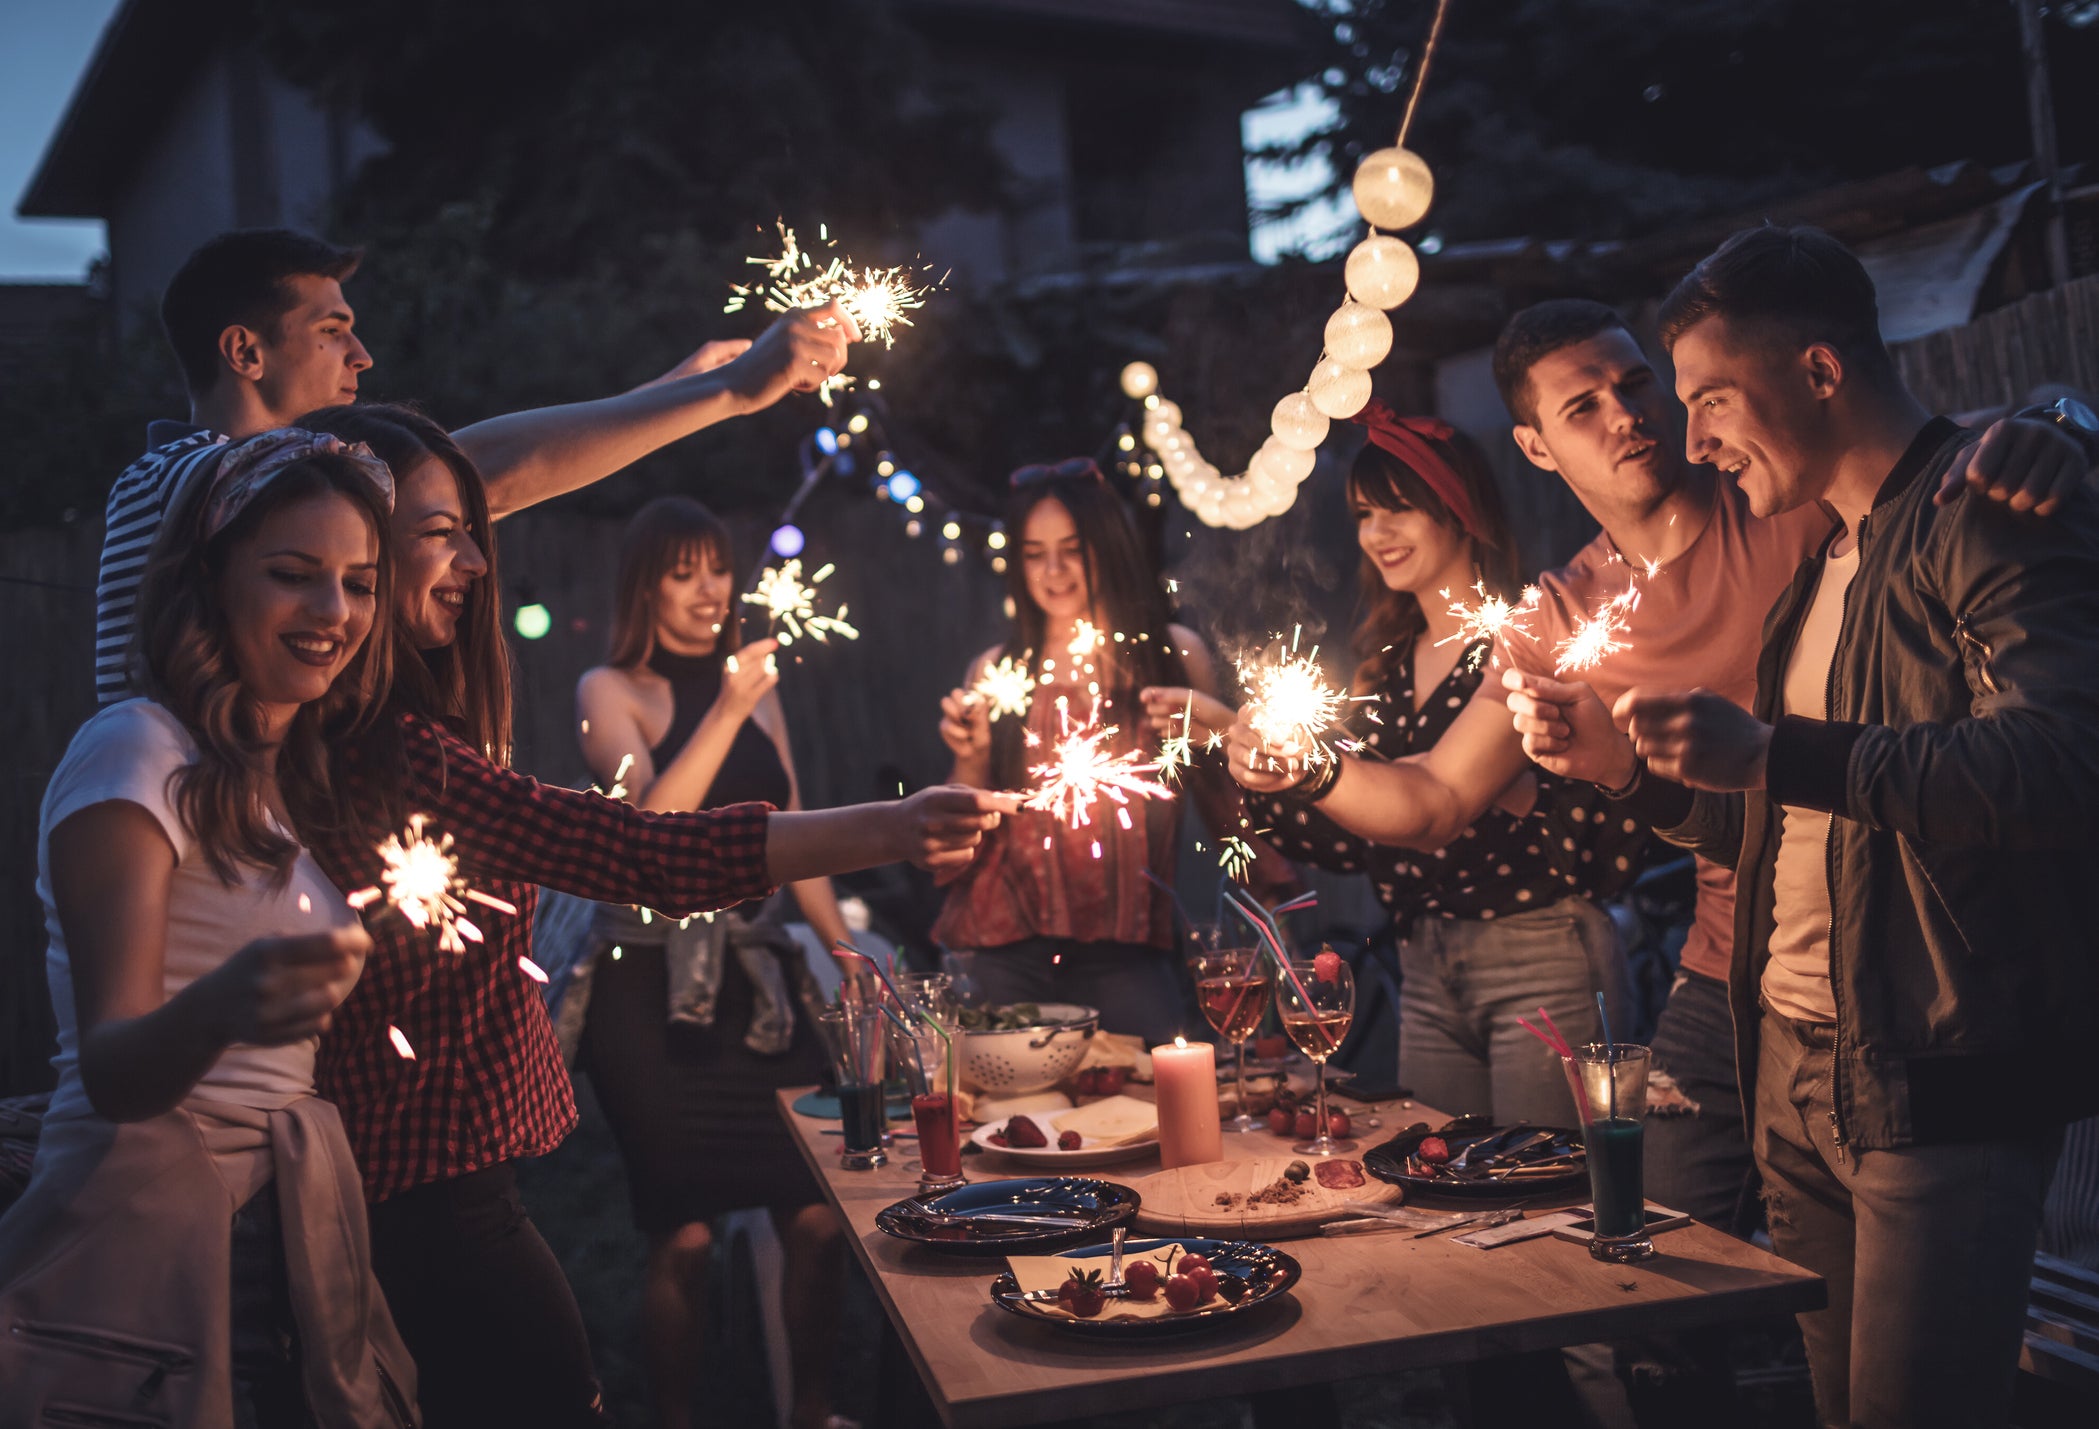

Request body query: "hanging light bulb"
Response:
[1120, 361, 1160, 399]
[1325, 301, 1395, 370]
[1344, 235, 1421, 310]
[1351, 147, 1435, 230]
[769, 524, 806, 558]
[847, 413, 870, 434]
[1270, 392, 1330, 452]
[1308, 358, 1373, 419]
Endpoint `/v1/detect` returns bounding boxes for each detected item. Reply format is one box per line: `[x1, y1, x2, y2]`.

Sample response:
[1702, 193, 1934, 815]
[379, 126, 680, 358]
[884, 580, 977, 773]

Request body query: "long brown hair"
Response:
[1347, 427, 1519, 695]
[606, 496, 742, 670]
[297, 403, 513, 764]
[989, 469, 1188, 790]
[133, 452, 395, 884]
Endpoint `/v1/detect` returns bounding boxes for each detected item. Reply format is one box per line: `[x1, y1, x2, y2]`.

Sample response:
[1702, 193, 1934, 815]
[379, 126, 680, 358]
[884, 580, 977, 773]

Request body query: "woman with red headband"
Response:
[1145, 406, 1643, 1125]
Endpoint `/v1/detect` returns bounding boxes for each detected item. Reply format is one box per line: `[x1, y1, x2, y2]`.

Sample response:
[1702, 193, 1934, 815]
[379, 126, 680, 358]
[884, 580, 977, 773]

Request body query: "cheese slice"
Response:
[1051, 1094, 1159, 1146]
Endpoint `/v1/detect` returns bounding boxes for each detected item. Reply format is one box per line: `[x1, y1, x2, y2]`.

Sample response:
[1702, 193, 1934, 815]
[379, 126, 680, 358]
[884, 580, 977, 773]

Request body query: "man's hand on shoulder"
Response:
[1937, 412, 2096, 517]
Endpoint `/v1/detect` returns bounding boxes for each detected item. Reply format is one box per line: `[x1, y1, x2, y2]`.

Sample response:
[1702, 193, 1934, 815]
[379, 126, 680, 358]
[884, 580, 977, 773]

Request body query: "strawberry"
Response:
[1057, 1130, 1082, 1151]
[1417, 1135, 1450, 1164]
[1266, 1106, 1294, 1136]
[1060, 1267, 1107, 1317]
[1163, 1273, 1200, 1312]
[1004, 1116, 1048, 1149]
[1313, 950, 1344, 984]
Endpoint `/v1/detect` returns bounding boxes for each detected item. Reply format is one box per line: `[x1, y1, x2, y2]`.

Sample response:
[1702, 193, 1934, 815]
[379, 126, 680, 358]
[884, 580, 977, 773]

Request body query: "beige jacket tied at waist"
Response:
[0, 1091, 418, 1427]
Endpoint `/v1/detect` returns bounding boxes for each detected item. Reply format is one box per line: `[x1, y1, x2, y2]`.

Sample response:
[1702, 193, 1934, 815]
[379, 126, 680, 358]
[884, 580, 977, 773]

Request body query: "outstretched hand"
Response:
[892, 785, 1021, 874]
[1612, 687, 1772, 792]
[1501, 668, 1638, 788]
[716, 301, 863, 413]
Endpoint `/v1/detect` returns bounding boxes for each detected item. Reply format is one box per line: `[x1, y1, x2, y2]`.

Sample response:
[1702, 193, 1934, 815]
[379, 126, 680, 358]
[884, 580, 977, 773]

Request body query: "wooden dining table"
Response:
[778, 1085, 1823, 1428]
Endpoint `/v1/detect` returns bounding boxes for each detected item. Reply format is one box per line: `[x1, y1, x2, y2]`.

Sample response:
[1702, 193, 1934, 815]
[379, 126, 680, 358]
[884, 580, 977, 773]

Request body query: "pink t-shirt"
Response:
[1478, 478, 1832, 982]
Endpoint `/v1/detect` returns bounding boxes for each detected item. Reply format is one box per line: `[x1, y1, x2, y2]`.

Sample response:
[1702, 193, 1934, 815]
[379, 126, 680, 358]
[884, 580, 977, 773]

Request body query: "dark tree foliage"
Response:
[1259, 0, 2099, 243]
[251, 0, 1011, 514]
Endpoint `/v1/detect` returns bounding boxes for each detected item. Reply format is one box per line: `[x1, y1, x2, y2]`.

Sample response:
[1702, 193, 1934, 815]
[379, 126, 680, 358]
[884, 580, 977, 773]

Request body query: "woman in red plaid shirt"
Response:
[297, 404, 1012, 1428]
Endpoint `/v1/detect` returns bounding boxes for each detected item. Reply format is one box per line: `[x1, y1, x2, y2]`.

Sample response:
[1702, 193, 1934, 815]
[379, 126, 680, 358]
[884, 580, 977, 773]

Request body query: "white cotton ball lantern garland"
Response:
[1130, 147, 1432, 529]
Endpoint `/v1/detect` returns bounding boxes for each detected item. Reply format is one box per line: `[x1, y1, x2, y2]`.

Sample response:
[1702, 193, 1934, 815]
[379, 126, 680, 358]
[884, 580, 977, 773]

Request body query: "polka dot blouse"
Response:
[1245, 640, 1648, 927]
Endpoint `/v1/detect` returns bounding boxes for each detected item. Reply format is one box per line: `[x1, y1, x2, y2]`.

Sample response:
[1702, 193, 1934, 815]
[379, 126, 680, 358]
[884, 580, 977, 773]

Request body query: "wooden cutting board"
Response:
[1129, 1155, 1401, 1239]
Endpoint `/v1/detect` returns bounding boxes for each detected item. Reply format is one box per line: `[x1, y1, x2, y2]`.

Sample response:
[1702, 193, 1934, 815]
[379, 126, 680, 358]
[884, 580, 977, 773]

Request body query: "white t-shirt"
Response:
[1764, 541, 1861, 1025]
[35, 699, 358, 1125]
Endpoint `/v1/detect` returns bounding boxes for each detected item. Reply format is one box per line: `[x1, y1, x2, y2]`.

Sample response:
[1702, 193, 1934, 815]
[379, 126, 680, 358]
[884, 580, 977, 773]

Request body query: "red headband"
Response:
[1350, 399, 1482, 542]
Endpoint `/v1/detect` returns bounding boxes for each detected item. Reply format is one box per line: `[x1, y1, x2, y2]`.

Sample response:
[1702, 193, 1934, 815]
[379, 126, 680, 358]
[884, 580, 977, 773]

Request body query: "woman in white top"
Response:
[0, 430, 420, 1426]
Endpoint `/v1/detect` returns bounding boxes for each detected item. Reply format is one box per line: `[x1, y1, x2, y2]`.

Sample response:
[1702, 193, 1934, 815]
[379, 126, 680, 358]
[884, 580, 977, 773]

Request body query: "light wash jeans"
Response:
[1398, 897, 1629, 1126]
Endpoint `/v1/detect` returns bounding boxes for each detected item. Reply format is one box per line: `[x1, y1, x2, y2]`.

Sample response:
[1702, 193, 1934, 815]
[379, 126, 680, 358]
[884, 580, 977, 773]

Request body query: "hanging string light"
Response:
[1129, 0, 1452, 530]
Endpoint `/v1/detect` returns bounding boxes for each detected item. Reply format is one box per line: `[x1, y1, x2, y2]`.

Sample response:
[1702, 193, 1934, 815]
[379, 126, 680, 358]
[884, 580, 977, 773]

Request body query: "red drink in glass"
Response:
[912, 1093, 961, 1179]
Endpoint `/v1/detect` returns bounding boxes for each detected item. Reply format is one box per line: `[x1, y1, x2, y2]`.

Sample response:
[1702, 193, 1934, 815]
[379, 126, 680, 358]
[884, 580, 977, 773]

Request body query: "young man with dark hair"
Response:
[96, 227, 857, 704]
[1512, 224, 2099, 1427]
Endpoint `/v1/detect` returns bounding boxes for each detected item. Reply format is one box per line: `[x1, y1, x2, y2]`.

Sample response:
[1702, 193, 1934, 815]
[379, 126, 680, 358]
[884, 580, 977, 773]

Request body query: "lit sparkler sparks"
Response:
[1155, 691, 1196, 783]
[1553, 586, 1642, 674]
[1020, 697, 1174, 835]
[969, 655, 1036, 721]
[742, 559, 860, 646]
[1237, 630, 1348, 771]
[724, 222, 942, 400]
[1219, 835, 1256, 881]
[1439, 581, 1542, 670]
[347, 813, 518, 956]
[1068, 619, 1105, 661]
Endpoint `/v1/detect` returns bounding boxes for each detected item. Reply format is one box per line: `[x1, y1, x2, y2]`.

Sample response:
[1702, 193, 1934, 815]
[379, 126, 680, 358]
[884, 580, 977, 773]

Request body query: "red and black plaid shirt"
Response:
[310, 712, 774, 1203]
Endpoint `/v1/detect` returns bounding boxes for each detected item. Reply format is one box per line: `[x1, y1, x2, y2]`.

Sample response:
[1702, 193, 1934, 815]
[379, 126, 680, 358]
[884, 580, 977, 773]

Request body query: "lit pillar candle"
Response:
[1152, 1036, 1222, 1169]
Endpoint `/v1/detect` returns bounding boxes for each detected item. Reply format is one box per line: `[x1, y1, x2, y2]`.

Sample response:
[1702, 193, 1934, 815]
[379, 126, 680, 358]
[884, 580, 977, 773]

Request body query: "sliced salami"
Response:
[1313, 1158, 1366, 1190]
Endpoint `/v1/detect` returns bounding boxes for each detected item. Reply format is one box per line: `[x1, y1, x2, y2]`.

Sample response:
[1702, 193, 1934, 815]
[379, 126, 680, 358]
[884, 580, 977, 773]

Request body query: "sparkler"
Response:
[1155, 691, 1196, 783]
[346, 814, 519, 956]
[1439, 582, 1542, 671]
[968, 655, 1036, 721]
[1020, 697, 1174, 836]
[724, 222, 942, 400]
[1219, 835, 1256, 882]
[742, 559, 860, 645]
[1237, 630, 1348, 772]
[1553, 586, 1641, 674]
[1068, 619, 1105, 661]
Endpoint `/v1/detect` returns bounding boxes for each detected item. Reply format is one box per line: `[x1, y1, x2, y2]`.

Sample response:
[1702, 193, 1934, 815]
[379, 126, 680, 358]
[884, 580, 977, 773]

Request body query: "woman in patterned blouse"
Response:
[1145, 405, 1643, 1126]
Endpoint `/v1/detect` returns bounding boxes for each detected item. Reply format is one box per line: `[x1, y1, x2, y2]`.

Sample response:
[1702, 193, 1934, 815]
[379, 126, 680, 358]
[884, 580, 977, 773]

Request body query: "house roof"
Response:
[17, 0, 234, 220]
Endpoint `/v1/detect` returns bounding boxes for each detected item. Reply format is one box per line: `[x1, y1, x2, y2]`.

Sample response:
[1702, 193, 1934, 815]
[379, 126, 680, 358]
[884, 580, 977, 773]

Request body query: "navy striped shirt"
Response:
[94, 422, 228, 704]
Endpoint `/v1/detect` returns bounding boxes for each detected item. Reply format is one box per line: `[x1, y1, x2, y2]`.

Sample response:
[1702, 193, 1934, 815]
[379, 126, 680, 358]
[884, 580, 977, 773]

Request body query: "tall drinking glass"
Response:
[817, 1005, 889, 1170]
[1189, 947, 1273, 1133]
[1277, 952, 1356, 1155]
[1570, 1042, 1653, 1262]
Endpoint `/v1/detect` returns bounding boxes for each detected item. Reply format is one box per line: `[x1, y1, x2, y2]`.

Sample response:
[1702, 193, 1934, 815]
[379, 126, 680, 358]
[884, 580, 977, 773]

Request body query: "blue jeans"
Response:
[966, 938, 1188, 1049]
[1644, 969, 1759, 1236]
[1398, 897, 1628, 1126]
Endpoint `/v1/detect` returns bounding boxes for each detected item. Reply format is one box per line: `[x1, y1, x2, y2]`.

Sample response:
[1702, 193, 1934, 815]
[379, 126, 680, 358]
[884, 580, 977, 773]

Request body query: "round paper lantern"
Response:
[1325, 301, 1394, 370]
[1120, 361, 1160, 399]
[1344, 236, 1421, 310]
[1261, 478, 1300, 519]
[1251, 437, 1315, 486]
[1308, 358, 1373, 420]
[1351, 147, 1434, 231]
[1270, 392, 1330, 452]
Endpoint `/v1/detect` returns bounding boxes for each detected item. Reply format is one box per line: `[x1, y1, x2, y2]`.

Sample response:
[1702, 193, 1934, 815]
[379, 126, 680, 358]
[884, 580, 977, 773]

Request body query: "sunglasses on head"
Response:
[1009, 457, 1107, 488]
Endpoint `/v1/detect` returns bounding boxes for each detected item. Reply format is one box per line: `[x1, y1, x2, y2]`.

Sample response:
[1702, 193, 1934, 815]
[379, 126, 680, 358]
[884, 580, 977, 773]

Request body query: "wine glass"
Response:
[1277, 950, 1357, 1155]
[1189, 947, 1273, 1133]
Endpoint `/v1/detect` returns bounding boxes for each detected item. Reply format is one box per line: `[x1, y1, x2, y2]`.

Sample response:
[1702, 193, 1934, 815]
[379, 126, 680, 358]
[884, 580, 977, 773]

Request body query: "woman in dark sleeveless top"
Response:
[573, 497, 851, 1429]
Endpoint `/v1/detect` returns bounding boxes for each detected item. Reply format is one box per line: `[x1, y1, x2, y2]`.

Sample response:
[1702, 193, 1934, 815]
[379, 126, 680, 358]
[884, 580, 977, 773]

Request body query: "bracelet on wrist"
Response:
[1598, 758, 1644, 801]
[1297, 752, 1344, 804]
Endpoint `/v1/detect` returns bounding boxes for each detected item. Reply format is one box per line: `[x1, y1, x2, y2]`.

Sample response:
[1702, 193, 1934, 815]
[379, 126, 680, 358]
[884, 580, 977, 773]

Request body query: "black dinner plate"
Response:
[989, 1236, 1300, 1338]
[875, 1176, 1140, 1257]
[1363, 1118, 1587, 1199]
